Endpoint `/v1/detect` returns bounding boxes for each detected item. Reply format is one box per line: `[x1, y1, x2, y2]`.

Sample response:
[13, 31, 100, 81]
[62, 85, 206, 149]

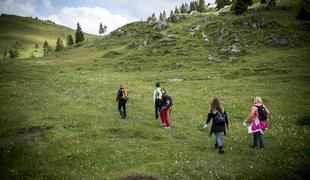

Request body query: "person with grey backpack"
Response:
[204, 97, 229, 153]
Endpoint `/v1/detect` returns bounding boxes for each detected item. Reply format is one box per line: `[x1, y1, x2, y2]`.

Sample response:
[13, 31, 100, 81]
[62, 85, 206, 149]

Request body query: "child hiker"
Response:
[204, 97, 229, 154]
[246, 96, 270, 151]
[160, 88, 173, 129]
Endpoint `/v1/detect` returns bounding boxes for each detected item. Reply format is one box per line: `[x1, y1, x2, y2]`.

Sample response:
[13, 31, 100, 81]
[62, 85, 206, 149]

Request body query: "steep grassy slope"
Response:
[0, 14, 94, 58]
[0, 0, 309, 179]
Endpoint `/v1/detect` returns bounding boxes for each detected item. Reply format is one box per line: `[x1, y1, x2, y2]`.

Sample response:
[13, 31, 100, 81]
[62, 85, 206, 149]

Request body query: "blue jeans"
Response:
[215, 132, 221, 146]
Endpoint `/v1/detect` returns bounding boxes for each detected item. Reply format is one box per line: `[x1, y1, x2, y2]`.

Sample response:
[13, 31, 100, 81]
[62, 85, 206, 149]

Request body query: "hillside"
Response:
[0, 14, 94, 58]
[0, 0, 309, 179]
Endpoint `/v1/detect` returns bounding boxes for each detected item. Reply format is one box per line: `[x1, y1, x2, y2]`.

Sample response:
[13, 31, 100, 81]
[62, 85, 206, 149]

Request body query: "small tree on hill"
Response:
[75, 22, 85, 43]
[99, 22, 104, 36]
[151, 13, 157, 22]
[198, 0, 206, 13]
[159, 12, 164, 21]
[216, 0, 232, 9]
[231, 0, 253, 14]
[169, 10, 174, 19]
[189, 1, 198, 12]
[9, 48, 19, 59]
[35, 43, 39, 49]
[174, 6, 180, 14]
[3, 48, 8, 60]
[55, 37, 64, 51]
[67, 34, 74, 46]
[163, 11, 167, 20]
[43, 40, 52, 55]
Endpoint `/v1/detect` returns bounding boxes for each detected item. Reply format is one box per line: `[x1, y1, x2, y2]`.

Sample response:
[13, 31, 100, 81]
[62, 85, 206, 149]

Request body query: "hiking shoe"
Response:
[260, 148, 265, 151]
[214, 143, 219, 149]
[165, 127, 170, 129]
[218, 146, 224, 154]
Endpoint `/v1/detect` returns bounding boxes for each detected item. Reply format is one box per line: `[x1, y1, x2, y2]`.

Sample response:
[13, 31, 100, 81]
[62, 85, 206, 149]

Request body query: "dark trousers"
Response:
[118, 100, 126, 118]
[154, 99, 161, 119]
[253, 132, 264, 148]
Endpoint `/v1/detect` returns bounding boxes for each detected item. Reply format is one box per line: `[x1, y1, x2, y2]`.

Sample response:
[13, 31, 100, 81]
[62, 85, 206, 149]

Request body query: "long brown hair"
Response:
[210, 97, 224, 114]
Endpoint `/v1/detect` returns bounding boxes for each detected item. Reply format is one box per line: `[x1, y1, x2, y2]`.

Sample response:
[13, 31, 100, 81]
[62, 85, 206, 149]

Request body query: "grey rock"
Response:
[190, 10, 200, 16]
[155, 22, 167, 30]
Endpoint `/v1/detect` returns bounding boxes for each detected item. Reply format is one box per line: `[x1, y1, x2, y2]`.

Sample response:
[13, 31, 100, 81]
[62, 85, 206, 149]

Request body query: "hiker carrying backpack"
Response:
[204, 97, 229, 154]
[245, 96, 270, 151]
[153, 82, 162, 119]
[159, 88, 173, 129]
[116, 85, 128, 119]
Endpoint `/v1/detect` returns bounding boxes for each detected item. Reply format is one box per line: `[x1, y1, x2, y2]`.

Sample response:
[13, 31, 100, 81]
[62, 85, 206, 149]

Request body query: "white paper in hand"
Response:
[203, 124, 208, 128]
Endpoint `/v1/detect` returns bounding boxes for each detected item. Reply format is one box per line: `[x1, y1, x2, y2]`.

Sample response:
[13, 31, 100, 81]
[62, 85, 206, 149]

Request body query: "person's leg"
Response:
[258, 132, 265, 149]
[163, 107, 170, 128]
[122, 101, 126, 117]
[118, 101, 123, 117]
[215, 132, 222, 146]
[159, 107, 165, 126]
[253, 132, 258, 148]
[155, 100, 159, 119]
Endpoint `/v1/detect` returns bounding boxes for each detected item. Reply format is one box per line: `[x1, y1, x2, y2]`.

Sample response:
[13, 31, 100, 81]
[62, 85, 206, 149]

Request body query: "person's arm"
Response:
[246, 106, 256, 123]
[206, 113, 212, 124]
[224, 111, 229, 129]
[153, 90, 157, 104]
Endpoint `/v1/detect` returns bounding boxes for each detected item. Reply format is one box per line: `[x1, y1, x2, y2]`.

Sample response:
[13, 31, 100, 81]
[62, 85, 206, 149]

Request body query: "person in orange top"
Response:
[246, 96, 270, 150]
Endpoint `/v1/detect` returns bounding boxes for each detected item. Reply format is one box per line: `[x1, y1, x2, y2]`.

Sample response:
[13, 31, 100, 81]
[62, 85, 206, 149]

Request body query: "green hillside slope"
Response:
[0, 14, 94, 58]
[0, 0, 309, 179]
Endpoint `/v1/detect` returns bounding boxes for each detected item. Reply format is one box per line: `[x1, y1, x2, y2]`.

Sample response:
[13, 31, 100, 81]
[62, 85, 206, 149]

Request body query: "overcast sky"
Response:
[0, 0, 215, 35]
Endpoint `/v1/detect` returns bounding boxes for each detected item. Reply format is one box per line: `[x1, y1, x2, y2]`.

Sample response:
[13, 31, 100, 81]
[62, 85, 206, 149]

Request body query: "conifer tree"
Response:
[198, 0, 206, 13]
[55, 37, 64, 51]
[67, 34, 74, 46]
[75, 22, 85, 43]
[174, 6, 180, 14]
[35, 43, 39, 49]
[99, 22, 104, 35]
[43, 40, 52, 55]
[151, 13, 157, 22]
[163, 11, 167, 20]
[170, 10, 174, 19]
[216, 0, 232, 10]
[159, 12, 163, 21]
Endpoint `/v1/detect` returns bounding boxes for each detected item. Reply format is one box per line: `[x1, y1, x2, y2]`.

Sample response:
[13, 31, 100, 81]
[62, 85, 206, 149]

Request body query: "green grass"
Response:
[0, 14, 95, 58]
[0, 0, 310, 179]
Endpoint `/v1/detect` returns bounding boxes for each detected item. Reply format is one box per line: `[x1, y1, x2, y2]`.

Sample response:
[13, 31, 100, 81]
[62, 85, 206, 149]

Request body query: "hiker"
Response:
[116, 85, 128, 119]
[204, 97, 229, 154]
[246, 96, 270, 151]
[153, 82, 162, 119]
[160, 88, 173, 129]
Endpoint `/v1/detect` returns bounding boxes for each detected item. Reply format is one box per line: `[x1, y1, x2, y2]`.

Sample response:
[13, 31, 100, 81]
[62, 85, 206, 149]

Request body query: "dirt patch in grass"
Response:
[122, 174, 157, 180]
[17, 126, 52, 141]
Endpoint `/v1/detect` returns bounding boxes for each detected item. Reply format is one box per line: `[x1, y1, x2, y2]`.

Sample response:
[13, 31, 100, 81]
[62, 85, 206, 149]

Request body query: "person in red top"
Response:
[246, 96, 270, 150]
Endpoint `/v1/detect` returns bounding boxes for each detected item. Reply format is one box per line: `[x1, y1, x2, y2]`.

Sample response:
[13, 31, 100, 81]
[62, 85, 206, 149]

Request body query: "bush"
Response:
[9, 48, 19, 59]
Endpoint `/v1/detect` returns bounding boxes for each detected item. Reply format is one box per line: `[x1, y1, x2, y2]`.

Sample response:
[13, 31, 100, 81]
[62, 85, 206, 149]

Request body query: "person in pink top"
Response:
[246, 96, 270, 151]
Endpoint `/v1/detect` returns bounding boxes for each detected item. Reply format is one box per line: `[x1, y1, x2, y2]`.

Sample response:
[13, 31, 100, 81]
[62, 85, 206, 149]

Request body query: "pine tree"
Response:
[99, 22, 104, 35]
[75, 22, 85, 43]
[159, 12, 163, 21]
[184, 3, 189, 13]
[189, 1, 197, 12]
[103, 25, 107, 36]
[216, 0, 232, 9]
[9, 48, 19, 59]
[163, 11, 167, 20]
[170, 10, 174, 19]
[35, 43, 39, 49]
[180, 4, 185, 13]
[198, 0, 206, 13]
[3, 48, 8, 60]
[151, 13, 157, 22]
[55, 37, 64, 51]
[231, 0, 252, 14]
[67, 34, 74, 46]
[174, 6, 180, 14]
[43, 40, 52, 55]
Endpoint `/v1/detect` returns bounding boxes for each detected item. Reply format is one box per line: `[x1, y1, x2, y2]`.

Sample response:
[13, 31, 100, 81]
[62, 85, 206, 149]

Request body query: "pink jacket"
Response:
[246, 103, 270, 132]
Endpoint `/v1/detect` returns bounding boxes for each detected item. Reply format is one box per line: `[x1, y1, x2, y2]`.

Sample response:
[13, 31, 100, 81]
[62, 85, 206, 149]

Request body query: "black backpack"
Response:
[214, 111, 226, 124]
[165, 95, 173, 108]
[256, 105, 267, 121]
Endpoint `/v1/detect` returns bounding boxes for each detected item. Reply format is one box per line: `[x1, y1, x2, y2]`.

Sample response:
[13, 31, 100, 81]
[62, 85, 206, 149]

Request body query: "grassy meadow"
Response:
[0, 0, 310, 179]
